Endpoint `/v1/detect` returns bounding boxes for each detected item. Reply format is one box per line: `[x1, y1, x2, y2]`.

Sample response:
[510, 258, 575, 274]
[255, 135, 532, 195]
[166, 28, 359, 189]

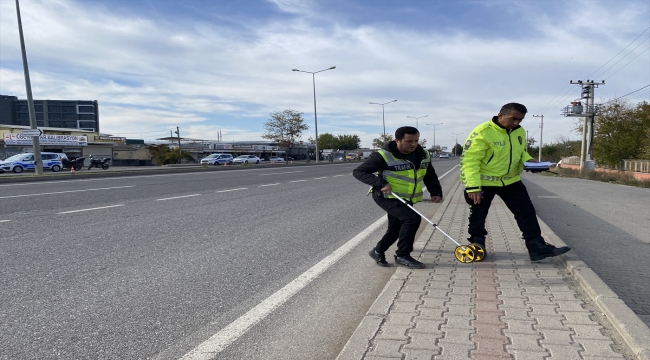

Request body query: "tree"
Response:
[147, 144, 193, 165]
[593, 100, 648, 167]
[372, 133, 393, 149]
[452, 143, 463, 156]
[262, 110, 309, 157]
[309, 133, 336, 150]
[335, 134, 362, 150]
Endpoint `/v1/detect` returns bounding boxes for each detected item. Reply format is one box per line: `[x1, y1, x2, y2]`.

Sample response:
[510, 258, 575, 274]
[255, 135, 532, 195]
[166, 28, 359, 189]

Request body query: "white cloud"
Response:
[1, 0, 648, 148]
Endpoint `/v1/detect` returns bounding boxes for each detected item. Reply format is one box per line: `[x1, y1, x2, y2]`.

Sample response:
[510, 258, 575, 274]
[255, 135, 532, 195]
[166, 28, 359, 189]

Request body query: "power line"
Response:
[604, 45, 650, 81]
[585, 25, 650, 79]
[613, 84, 650, 100]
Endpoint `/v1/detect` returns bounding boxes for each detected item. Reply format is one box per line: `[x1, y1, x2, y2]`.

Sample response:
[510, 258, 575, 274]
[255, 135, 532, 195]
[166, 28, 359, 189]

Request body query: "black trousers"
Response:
[371, 191, 422, 257]
[463, 181, 542, 243]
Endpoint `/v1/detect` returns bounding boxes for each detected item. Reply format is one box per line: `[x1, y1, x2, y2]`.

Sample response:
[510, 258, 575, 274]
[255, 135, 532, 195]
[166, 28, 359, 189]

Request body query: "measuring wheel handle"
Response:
[468, 243, 486, 262]
[454, 245, 477, 263]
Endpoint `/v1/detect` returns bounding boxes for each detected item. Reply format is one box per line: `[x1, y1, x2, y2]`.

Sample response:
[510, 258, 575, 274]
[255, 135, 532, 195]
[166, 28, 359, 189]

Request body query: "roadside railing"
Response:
[622, 159, 650, 173]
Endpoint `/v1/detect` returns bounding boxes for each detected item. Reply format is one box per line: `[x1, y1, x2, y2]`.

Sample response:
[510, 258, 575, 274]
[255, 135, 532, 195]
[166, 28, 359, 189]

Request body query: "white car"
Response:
[267, 156, 285, 163]
[200, 153, 233, 165]
[0, 152, 64, 173]
[233, 155, 260, 164]
[439, 153, 449, 159]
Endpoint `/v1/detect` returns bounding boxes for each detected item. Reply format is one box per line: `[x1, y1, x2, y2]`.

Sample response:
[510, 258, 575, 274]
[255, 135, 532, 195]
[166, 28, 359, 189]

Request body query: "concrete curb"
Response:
[336, 181, 462, 360]
[540, 220, 650, 360]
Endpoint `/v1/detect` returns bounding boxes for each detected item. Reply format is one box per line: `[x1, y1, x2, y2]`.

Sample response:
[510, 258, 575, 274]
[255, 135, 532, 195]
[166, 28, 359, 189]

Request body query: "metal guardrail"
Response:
[622, 159, 650, 173]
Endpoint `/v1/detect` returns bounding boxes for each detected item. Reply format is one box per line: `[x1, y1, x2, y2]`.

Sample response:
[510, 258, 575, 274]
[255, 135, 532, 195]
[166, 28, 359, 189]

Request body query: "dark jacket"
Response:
[352, 141, 443, 197]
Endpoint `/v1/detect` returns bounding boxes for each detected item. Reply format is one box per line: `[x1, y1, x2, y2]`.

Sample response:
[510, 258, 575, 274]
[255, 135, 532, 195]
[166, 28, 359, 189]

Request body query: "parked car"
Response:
[267, 156, 285, 163]
[233, 155, 260, 164]
[439, 153, 449, 159]
[0, 152, 64, 173]
[345, 154, 357, 161]
[200, 153, 234, 165]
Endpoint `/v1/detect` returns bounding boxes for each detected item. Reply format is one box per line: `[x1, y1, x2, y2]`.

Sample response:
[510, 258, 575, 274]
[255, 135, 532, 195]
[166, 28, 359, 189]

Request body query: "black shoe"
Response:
[369, 249, 389, 267]
[529, 242, 571, 261]
[394, 255, 425, 269]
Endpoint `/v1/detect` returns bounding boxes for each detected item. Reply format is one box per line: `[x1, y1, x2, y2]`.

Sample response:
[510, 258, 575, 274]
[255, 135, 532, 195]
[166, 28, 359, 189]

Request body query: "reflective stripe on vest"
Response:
[377, 150, 430, 203]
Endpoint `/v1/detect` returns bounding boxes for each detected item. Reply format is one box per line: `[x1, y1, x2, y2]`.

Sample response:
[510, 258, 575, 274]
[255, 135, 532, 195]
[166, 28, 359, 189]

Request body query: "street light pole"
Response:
[425, 123, 443, 154]
[451, 132, 460, 156]
[292, 66, 336, 163]
[407, 115, 428, 130]
[369, 100, 397, 136]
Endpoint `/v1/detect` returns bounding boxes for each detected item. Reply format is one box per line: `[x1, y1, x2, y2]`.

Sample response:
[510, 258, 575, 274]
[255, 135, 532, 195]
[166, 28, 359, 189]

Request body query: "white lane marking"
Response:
[313, 177, 328, 180]
[179, 216, 387, 360]
[216, 188, 247, 193]
[290, 180, 307, 183]
[259, 183, 280, 187]
[155, 194, 202, 201]
[56, 204, 125, 214]
[0, 185, 135, 199]
[259, 171, 305, 176]
[0, 220, 11, 223]
[333, 174, 345, 177]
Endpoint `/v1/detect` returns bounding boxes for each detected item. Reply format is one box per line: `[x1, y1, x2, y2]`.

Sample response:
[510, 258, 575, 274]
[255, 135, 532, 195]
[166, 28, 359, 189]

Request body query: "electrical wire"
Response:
[584, 25, 650, 79]
[604, 45, 650, 81]
[613, 84, 650, 101]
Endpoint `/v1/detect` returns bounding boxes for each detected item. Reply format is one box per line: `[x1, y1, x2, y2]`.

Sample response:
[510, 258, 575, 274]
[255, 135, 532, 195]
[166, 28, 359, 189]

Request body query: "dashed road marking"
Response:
[155, 194, 202, 201]
[56, 204, 125, 214]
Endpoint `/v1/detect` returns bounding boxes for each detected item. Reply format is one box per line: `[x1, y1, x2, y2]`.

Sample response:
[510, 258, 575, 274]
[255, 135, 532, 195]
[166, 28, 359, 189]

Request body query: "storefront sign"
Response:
[3, 133, 88, 146]
[94, 136, 126, 143]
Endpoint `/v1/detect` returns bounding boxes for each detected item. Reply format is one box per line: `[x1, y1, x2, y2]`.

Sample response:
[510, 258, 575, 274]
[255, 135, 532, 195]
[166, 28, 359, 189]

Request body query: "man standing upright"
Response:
[353, 126, 443, 269]
[460, 102, 570, 261]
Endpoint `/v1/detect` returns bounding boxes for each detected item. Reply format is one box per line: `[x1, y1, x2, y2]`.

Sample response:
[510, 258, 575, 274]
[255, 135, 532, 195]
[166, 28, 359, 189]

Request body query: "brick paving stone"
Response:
[433, 340, 475, 359]
[532, 315, 566, 330]
[420, 297, 448, 308]
[375, 325, 412, 341]
[391, 301, 422, 313]
[443, 315, 474, 329]
[555, 301, 589, 312]
[578, 339, 626, 358]
[411, 318, 445, 333]
[538, 329, 574, 344]
[561, 311, 596, 325]
[501, 308, 532, 319]
[543, 343, 582, 358]
[397, 292, 425, 302]
[403, 349, 439, 359]
[528, 304, 560, 316]
[566, 324, 608, 340]
[445, 305, 474, 316]
[386, 313, 418, 326]
[368, 339, 408, 358]
[505, 319, 539, 335]
[499, 297, 530, 308]
[404, 330, 444, 349]
[507, 349, 550, 360]
[504, 333, 545, 352]
[440, 328, 475, 343]
[418, 307, 447, 319]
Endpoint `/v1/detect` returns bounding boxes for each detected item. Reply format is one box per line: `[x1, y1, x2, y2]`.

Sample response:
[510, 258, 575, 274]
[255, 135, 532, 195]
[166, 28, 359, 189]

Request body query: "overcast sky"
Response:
[1, 0, 649, 149]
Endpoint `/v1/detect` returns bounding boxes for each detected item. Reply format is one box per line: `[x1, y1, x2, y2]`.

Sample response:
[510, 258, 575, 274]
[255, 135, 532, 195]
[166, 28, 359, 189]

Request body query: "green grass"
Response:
[544, 166, 650, 188]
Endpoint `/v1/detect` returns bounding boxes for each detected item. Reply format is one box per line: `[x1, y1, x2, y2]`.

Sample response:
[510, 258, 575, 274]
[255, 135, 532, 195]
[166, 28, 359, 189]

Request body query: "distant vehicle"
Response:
[0, 152, 63, 173]
[201, 153, 234, 165]
[345, 154, 357, 161]
[233, 155, 260, 164]
[439, 153, 449, 159]
[267, 156, 285, 163]
[333, 156, 344, 161]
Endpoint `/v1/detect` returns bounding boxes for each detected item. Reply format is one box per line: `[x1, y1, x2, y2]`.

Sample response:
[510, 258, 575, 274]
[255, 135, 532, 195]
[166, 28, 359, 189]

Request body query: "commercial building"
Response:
[0, 94, 99, 132]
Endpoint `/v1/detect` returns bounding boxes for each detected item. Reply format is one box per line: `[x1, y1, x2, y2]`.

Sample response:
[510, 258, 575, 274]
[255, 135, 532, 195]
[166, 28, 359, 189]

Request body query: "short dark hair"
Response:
[500, 103, 528, 115]
[395, 126, 419, 140]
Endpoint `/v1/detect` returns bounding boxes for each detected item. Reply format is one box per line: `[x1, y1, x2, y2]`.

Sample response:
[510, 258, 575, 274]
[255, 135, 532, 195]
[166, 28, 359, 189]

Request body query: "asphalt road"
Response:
[0, 159, 460, 360]
[522, 172, 650, 327]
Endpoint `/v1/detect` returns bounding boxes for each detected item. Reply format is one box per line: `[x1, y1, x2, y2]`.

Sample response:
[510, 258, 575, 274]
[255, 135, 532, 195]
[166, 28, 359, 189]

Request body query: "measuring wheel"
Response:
[454, 245, 477, 263]
[468, 243, 486, 262]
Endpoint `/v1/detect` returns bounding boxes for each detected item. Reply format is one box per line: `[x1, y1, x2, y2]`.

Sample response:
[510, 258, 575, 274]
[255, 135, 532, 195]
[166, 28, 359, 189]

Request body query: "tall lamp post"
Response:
[292, 66, 336, 163]
[407, 115, 428, 130]
[369, 100, 397, 136]
[425, 123, 443, 155]
[451, 132, 461, 156]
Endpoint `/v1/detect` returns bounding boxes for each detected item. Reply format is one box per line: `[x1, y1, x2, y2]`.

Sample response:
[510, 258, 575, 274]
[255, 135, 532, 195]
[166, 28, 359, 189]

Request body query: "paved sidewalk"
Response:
[338, 181, 650, 360]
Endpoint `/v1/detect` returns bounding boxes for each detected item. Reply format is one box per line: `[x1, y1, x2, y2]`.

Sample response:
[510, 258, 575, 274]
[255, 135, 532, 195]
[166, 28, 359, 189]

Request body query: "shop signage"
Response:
[3, 133, 88, 146]
[94, 136, 126, 143]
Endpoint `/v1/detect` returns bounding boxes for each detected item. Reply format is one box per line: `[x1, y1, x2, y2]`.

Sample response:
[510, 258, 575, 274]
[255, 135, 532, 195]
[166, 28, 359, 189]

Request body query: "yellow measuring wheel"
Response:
[390, 192, 482, 264]
[468, 243, 485, 262]
[454, 245, 477, 263]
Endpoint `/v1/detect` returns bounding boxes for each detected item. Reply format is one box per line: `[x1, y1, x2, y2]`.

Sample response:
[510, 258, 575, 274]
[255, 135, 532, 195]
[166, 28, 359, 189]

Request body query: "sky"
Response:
[1, 0, 649, 150]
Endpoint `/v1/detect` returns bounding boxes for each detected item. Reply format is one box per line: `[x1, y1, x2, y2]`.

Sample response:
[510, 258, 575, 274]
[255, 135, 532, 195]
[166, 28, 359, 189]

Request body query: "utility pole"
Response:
[564, 80, 605, 170]
[525, 130, 529, 152]
[175, 127, 182, 163]
[532, 115, 543, 161]
[15, 0, 43, 175]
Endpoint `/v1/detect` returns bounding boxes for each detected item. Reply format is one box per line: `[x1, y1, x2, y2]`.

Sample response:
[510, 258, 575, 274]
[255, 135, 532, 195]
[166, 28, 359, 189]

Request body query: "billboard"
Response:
[3, 133, 88, 146]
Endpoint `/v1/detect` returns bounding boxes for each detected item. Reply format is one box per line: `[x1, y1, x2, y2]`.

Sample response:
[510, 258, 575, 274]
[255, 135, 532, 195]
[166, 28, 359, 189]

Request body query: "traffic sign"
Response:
[21, 129, 42, 137]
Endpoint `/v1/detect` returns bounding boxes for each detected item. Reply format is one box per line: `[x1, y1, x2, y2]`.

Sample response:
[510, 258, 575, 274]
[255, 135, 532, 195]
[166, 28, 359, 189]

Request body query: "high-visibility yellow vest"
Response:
[460, 119, 532, 192]
[377, 149, 430, 203]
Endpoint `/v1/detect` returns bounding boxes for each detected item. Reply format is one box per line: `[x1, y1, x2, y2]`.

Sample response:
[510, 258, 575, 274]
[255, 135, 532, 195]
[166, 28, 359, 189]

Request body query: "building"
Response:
[0, 94, 99, 132]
